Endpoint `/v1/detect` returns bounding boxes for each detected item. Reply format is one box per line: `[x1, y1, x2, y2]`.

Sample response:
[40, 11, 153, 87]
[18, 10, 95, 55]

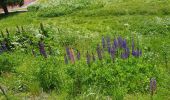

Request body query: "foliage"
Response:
[0, 0, 170, 99]
[37, 57, 62, 92]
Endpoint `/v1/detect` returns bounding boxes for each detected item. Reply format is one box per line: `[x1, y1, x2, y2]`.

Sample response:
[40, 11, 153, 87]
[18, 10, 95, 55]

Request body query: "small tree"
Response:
[0, 0, 24, 15]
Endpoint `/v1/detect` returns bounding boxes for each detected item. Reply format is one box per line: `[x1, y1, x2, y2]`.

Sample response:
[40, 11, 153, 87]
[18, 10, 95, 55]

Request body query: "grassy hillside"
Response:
[0, 0, 170, 99]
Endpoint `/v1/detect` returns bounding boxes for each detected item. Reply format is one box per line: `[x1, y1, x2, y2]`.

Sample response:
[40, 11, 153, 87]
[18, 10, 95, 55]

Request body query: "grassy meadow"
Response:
[0, 0, 170, 99]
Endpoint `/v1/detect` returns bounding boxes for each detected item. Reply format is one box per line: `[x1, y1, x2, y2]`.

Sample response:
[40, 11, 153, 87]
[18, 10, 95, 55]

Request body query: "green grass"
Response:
[0, 0, 170, 99]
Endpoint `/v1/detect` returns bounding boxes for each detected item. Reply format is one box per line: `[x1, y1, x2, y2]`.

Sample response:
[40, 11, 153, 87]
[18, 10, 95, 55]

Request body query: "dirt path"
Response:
[0, 0, 36, 14]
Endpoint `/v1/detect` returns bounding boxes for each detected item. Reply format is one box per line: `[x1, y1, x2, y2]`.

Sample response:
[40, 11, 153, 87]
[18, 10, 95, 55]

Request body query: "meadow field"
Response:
[0, 0, 170, 99]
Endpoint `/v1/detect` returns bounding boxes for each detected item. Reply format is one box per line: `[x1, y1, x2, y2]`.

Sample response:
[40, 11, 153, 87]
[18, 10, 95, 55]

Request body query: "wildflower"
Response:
[96, 44, 102, 60]
[150, 78, 157, 96]
[102, 36, 106, 49]
[118, 37, 123, 48]
[131, 39, 142, 57]
[121, 47, 130, 59]
[69, 48, 75, 64]
[66, 47, 71, 60]
[113, 39, 118, 48]
[122, 39, 127, 49]
[1, 41, 7, 51]
[132, 48, 142, 57]
[110, 46, 115, 60]
[38, 41, 47, 58]
[86, 51, 91, 65]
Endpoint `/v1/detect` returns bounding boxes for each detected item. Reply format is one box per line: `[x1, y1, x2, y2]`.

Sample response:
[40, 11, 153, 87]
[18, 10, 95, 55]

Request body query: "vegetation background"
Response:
[0, 0, 170, 99]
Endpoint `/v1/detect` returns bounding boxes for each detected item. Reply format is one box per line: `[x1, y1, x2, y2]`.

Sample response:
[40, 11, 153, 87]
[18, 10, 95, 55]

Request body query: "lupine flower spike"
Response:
[122, 39, 127, 49]
[66, 47, 71, 60]
[121, 47, 130, 59]
[1, 41, 7, 51]
[107, 37, 111, 53]
[38, 40, 47, 58]
[102, 36, 105, 49]
[150, 78, 157, 96]
[113, 39, 118, 49]
[132, 39, 142, 57]
[110, 46, 115, 60]
[69, 48, 75, 64]
[96, 44, 102, 60]
[118, 37, 123, 48]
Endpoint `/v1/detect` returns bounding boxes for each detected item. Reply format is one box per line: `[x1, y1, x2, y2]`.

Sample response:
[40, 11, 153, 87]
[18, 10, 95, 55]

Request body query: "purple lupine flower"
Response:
[38, 41, 47, 58]
[132, 48, 142, 57]
[150, 78, 157, 95]
[132, 50, 136, 56]
[131, 39, 142, 57]
[77, 50, 81, 60]
[96, 44, 102, 60]
[136, 48, 142, 57]
[121, 47, 130, 59]
[102, 36, 106, 49]
[113, 39, 118, 48]
[69, 48, 75, 64]
[107, 37, 111, 53]
[122, 39, 127, 49]
[118, 37, 123, 48]
[64, 54, 68, 64]
[121, 53, 128, 59]
[92, 52, 96, 61]
[1, 41, 7, 51]
[110, 46, 116, 60]
[66, 47, 71, 60]
[86, 51, 91, 65]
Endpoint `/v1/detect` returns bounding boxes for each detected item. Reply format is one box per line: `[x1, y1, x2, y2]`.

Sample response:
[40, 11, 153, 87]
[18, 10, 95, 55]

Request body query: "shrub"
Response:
[37, 58, 62, 92]
[27, 4, 41, 12]
[0, 53, 16, 75]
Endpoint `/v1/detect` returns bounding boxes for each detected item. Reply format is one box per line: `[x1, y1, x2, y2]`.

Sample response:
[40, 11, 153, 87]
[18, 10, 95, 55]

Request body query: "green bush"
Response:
[63, 55, 160, 98]
[27, 4, 41, 12]
[37, 58, 62, 92]
[0, 53, 17, 75]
